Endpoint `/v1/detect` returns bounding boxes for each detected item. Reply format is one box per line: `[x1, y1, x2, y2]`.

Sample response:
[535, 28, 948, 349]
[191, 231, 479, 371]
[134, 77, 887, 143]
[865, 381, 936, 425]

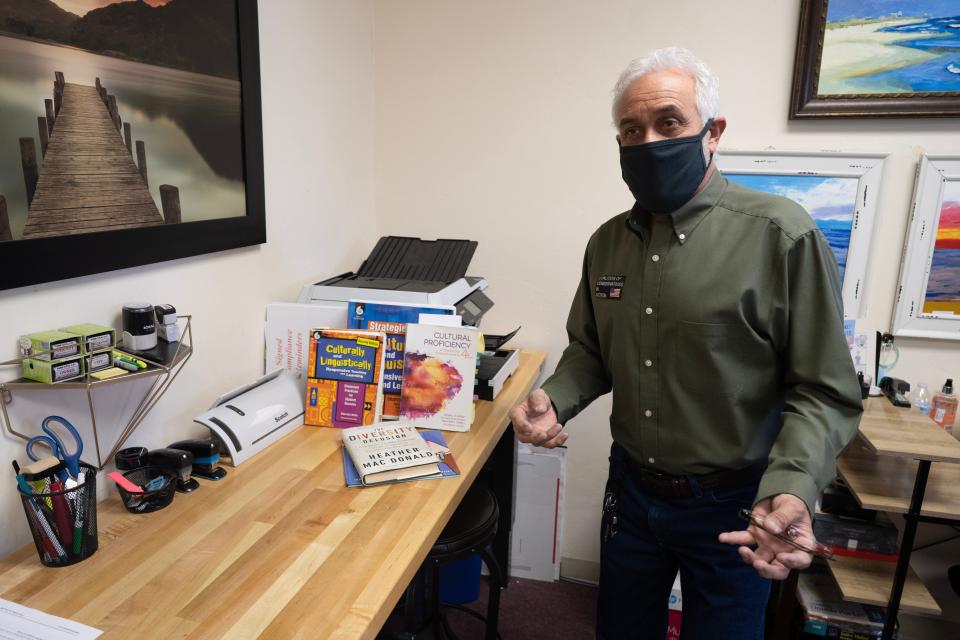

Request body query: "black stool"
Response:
[410, 483, 505, 640]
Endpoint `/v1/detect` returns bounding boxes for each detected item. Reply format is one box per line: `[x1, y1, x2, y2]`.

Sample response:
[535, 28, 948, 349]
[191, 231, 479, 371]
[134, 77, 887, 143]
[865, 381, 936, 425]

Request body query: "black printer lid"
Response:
[357, 237, 478, 282]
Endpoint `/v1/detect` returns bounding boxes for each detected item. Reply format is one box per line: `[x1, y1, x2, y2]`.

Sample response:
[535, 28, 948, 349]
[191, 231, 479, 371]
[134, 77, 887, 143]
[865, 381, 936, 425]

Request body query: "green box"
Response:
[61, 323, 116, 353]
[23, 356, 84, 383]
[84, 350, 113, 373]
[23, 330, 81, 361]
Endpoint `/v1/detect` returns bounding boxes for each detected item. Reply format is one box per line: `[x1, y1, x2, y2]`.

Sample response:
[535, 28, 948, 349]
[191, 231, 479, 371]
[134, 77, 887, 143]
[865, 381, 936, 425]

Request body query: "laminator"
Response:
[296, 236, 494, 326]
[193, 369, 304, 466]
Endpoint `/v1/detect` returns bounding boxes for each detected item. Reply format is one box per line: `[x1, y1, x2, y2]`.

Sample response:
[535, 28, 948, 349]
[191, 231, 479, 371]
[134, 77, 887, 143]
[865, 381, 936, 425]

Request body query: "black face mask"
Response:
[619, 119, 714, 214]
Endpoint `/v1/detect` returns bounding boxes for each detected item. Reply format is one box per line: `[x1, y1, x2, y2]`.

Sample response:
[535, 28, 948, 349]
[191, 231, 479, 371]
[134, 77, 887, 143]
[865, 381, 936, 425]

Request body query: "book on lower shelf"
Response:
[341, 423, 460, 487]
[813, 512, 898, 562]
[798, 563, 895, 639]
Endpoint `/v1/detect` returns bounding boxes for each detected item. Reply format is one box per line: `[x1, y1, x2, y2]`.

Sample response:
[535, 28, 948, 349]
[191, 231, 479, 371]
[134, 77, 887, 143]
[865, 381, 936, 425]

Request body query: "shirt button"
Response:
[651, 254, 660, 262]
[645, 307, 653, 315]
[644, 409, 653, 418]
[678, 233, 686, 241]
[648, 457, 655, 464]
[644, 359, 653, 367]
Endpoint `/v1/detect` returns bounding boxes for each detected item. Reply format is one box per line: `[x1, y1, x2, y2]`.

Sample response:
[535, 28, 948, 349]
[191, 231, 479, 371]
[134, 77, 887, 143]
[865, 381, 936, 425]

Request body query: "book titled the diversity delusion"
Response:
[340, 422, 460, 486]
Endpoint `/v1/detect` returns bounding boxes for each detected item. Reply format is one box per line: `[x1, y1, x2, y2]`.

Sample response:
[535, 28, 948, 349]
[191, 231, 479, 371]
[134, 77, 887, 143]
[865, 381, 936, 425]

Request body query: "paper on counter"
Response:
[0, 598, 102, 640]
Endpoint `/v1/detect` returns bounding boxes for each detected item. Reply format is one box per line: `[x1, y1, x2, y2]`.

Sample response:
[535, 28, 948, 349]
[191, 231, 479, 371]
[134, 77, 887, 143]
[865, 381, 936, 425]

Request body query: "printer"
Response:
[297, 236, 494, 326]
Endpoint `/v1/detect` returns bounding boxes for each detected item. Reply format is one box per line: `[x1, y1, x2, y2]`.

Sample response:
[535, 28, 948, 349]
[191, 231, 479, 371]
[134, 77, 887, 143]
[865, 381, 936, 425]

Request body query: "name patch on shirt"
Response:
[595, 275, 625, 300]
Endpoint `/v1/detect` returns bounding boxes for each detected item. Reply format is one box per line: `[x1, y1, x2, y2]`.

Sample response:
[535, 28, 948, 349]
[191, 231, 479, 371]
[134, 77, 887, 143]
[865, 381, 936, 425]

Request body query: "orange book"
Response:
[304, 329, 386, 428]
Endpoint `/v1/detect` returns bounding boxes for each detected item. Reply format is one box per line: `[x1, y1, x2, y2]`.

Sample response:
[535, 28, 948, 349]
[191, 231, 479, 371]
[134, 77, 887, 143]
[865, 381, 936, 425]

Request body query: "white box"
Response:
[668, 572, 682, 611]
[509, 443, 566, 582]
[264, 302, 347, 403]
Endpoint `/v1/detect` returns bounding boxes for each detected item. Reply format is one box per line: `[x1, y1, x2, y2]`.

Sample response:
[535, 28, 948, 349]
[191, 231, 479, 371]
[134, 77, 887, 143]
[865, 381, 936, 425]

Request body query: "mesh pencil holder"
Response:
[116, 466, 177, 514]
[17, 463, 98, 568]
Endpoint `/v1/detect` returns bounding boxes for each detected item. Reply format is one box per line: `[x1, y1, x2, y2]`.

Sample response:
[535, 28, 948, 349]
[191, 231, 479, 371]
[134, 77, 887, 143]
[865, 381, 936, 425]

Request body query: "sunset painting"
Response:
[0, 0, 244, 242]
[922, 181, 960, 315]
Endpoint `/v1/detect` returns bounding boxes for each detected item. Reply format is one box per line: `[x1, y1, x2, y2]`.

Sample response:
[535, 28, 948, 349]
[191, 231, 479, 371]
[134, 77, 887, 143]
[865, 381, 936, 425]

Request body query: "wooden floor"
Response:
[22, 82, 161, 239]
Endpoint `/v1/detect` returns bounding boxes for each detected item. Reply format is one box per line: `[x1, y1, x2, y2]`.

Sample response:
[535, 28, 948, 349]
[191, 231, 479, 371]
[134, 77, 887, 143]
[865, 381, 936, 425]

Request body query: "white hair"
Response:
[611, 47, 720, 126]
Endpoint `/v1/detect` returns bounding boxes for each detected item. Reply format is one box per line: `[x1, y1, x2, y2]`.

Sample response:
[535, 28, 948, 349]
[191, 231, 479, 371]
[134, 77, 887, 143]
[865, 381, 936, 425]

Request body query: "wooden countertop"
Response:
[838, 441, 960, 519]
[0, 349, 546, 640]
[857, 397, 960, 463]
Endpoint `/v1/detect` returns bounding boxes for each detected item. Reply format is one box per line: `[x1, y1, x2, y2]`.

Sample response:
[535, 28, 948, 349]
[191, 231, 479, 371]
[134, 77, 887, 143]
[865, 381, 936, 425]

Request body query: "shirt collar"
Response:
[625, 167, 727, 244]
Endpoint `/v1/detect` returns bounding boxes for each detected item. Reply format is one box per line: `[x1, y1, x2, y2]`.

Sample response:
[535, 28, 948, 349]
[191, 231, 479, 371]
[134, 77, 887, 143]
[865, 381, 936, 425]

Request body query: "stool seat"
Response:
[432, 485, 499, 560]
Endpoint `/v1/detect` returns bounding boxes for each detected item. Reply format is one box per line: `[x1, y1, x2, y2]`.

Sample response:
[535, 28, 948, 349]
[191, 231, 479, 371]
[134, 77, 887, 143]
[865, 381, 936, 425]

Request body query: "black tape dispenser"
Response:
[169, 439, 227, 481]
[148, 448, 199, 493]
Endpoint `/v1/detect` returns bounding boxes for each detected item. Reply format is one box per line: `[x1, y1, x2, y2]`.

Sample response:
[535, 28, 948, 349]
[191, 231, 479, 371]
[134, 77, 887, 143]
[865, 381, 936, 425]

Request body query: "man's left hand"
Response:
[718, 493, 813, 580]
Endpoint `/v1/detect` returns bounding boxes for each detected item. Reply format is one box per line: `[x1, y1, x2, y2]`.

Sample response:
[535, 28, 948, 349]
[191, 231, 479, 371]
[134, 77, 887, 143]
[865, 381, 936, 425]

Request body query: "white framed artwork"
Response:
[718, 150, 886, 320]
[893, 155, 960, 340]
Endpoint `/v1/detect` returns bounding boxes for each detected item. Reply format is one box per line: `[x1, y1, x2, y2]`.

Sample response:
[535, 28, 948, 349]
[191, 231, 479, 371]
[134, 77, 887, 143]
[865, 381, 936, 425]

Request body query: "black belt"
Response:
[623, 454, 764, 499]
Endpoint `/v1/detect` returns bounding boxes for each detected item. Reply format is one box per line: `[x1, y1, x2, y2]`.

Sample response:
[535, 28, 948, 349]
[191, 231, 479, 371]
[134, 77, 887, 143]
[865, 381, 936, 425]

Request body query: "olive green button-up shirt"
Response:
[540, 169, 863, 514]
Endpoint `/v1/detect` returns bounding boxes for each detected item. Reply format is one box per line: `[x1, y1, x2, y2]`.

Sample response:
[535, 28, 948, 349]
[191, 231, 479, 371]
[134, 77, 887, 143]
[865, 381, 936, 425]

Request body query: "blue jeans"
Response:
[597, 444, 770, 640]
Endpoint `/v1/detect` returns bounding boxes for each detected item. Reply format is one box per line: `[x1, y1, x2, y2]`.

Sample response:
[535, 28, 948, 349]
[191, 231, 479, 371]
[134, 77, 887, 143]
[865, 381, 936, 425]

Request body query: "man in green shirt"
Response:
[509, 47, 863, 639]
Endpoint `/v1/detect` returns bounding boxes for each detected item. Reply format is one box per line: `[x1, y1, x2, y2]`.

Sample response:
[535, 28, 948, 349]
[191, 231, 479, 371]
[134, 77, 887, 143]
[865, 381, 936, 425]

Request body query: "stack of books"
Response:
[798, 563, 895, 639]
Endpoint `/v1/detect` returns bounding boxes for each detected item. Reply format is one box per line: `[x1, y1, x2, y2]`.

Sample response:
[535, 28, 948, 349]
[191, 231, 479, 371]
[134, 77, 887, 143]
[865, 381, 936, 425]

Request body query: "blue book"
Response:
[347, 300, 455, 418]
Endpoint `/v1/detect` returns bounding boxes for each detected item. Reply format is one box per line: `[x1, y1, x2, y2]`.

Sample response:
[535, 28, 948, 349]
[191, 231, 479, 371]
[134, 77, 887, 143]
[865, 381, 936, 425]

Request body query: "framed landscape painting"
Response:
[791, 0, 960, 118]
[0, 0, 264, 291]
[893, 155, 960, 340]
[718, 150, 887, 319]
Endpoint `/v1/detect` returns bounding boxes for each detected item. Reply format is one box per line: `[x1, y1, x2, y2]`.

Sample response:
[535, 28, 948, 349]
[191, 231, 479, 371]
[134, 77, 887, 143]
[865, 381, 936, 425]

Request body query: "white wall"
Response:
[372, 0, 960, 576]
[0, 0, 376, 557]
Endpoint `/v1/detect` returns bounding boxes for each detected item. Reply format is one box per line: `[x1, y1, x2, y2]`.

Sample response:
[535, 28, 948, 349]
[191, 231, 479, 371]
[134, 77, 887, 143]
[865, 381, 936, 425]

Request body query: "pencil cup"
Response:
[17, 463, 98, 568]
[116, 466, 177, 513]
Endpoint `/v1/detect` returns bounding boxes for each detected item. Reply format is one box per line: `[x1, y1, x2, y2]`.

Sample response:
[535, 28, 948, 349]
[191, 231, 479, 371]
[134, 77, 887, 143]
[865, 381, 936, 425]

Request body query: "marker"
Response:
[113, 351, 147, 369]
[113, 359, 138, 372]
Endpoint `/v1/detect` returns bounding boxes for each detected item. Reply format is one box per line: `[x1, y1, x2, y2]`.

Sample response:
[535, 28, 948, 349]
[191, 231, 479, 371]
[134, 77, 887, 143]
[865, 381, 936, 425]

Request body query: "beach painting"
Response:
[923, 181, 960, 315]
[819, 0, 960, 95]
[726, 174, 858, 283]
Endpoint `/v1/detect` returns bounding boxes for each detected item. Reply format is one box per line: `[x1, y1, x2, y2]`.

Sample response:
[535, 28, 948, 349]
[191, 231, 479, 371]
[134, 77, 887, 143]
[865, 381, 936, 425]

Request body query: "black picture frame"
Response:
[790, 0, 960, 119]
[0, 0, 265, 292]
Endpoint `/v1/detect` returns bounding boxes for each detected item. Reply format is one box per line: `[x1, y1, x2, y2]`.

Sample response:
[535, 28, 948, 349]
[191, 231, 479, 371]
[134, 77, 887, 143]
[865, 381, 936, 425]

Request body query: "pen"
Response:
[49, 481, 74, 550]
[738, 508, 835, 561]
[72, 473, 85, 556]
[17, 475, 68, 561]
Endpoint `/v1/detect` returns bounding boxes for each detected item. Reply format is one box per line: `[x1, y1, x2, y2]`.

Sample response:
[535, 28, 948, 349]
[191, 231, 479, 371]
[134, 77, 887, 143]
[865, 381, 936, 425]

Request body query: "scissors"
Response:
[25, 415, 84, 480]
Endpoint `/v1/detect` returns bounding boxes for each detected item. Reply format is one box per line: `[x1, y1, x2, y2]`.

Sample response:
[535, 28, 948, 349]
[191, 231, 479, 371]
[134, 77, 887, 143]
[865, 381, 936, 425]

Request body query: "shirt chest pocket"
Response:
[673, 321, 744, 396]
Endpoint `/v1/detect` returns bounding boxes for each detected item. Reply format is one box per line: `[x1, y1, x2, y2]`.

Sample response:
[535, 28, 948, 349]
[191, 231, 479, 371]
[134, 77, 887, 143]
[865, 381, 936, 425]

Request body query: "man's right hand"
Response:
[509, 389, 568, 448]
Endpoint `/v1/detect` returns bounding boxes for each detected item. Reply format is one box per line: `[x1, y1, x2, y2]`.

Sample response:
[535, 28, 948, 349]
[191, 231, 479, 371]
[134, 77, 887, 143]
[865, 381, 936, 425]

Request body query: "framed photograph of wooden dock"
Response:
[0, 0, 264, 291]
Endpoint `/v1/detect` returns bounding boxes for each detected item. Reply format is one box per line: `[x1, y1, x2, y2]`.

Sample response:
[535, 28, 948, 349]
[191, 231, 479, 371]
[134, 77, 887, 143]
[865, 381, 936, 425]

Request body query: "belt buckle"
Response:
[671, 477, 684, 497]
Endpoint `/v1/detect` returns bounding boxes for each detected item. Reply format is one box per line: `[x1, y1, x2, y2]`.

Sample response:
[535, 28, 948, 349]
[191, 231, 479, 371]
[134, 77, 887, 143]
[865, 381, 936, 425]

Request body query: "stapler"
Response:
[879, 377, 912, 408]
[168, 439, 227, 481]
[148, 448, 199, 493]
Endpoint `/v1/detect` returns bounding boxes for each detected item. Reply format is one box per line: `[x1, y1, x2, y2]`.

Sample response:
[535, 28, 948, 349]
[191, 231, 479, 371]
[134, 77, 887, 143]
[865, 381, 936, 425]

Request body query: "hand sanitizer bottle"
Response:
[931, 379, 958, 433]
[914, 383, 932, 415]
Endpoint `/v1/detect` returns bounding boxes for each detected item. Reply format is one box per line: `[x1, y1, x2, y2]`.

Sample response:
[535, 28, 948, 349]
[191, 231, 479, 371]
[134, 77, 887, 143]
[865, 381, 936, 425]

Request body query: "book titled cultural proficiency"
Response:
[304, 328, 387, 428]
[400, 323, 480, 432]
[347, 300, 456, 419]
[340, 422, 460, 486]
